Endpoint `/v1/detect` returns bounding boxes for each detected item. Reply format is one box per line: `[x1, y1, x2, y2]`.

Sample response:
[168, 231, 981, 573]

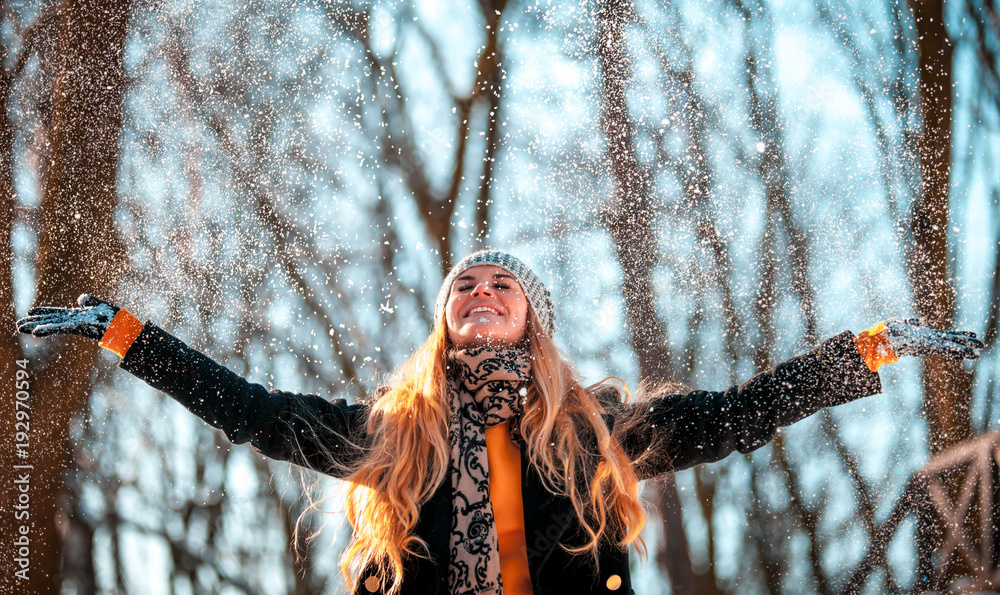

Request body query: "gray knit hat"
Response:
[434, 249, 555, 337]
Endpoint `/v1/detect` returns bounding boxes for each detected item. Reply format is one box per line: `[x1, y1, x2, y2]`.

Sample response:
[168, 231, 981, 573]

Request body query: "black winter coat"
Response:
[118, 324, 881, 595]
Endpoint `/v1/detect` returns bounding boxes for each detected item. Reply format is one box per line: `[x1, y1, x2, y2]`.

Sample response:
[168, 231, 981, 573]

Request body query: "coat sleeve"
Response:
[616, 331, 882, 479]
[118, 322, 370, 477]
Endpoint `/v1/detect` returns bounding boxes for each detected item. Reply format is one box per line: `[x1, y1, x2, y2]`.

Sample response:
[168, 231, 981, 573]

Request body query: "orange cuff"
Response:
[855, 321, 899, 373]
[98, 308, 144, 358]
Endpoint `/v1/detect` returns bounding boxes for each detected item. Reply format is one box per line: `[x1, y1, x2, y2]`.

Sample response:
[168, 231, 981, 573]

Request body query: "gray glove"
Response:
[885, 319, 985, 360]
[16, 294, 120, 341]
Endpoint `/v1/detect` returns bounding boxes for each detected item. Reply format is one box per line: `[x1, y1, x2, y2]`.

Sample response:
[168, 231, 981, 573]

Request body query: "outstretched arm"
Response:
[17, 295, 370, 477]
[618, 322, 984, 479]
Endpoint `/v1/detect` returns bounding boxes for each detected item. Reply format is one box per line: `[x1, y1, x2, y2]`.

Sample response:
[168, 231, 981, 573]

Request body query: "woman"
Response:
[17, 249, 985, 595]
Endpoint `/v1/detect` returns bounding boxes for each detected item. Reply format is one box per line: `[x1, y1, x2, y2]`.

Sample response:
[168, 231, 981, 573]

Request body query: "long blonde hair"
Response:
[338, 307, 647, 593]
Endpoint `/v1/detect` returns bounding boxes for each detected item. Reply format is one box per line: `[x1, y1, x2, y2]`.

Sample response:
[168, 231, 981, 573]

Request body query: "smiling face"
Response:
[445, 265, 530, 349]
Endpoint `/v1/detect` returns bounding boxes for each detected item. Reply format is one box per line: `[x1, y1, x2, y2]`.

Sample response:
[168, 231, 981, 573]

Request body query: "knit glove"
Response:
[855, 319, 985, 373]
[16, 294, 120, 340]
[884, 319, 984, 359]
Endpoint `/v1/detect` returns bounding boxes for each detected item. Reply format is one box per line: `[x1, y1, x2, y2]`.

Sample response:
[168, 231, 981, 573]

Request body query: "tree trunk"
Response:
[906, 0, 970, 456]
[907, 0, 974, 587]
[596, 0, 697, 592]
[0, 0, 130, 591]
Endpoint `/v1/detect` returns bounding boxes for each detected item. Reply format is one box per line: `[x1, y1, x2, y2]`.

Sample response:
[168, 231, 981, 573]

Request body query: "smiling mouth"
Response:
[468, 306, 501, 317]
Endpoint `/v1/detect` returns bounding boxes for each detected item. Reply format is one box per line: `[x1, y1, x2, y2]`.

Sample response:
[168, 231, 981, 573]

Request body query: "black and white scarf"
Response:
[446, 347, 532, 595]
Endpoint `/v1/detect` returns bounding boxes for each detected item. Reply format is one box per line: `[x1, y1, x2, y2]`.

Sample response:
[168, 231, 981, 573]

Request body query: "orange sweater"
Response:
[485, 423, 533, 595]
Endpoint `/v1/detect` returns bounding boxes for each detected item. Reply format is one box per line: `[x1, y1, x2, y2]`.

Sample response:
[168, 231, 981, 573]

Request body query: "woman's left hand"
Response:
[884, 319, 986, 360]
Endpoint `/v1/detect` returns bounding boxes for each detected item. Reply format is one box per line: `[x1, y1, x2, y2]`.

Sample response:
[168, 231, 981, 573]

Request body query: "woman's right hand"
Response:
[16, 294, 120, 341]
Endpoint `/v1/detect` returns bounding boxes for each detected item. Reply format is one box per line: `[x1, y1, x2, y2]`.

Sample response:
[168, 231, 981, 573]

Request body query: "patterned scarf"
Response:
[446, 347, 533, 595]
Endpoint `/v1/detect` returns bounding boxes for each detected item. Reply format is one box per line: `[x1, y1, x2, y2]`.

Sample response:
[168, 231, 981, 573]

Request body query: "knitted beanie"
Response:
[434, 250, 556, 337]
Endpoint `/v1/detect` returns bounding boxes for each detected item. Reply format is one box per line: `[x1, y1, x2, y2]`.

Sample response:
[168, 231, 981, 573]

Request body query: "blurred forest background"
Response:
[1, 0, 999, 592]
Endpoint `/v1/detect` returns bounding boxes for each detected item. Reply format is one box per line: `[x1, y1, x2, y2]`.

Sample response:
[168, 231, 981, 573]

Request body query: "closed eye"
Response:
[454, 282, 513, 292]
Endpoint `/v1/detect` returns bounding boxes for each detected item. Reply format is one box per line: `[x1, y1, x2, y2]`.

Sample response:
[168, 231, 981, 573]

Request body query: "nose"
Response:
[470, 282, 495, 297]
